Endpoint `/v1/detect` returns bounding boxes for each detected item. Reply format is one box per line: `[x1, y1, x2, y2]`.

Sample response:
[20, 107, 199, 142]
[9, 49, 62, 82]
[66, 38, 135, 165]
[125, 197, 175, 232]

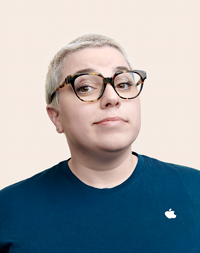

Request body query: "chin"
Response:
[98, 139, 136, 153]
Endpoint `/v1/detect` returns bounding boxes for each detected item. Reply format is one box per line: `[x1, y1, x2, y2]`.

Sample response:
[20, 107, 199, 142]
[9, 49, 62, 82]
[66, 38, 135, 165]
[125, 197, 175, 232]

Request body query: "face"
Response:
[48, 47, 141, 156]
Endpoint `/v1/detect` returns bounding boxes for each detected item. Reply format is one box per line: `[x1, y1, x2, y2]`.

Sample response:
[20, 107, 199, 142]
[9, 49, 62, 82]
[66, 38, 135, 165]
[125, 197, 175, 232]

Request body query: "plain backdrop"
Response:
[0, 0, 200, 189]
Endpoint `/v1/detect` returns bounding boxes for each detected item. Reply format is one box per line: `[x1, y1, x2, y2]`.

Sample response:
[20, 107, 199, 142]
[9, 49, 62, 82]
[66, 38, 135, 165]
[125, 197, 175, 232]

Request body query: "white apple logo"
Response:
[165, 208, 177, 219]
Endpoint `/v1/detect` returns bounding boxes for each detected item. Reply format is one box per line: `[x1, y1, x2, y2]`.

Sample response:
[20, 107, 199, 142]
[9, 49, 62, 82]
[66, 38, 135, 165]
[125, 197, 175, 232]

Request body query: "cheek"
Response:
[136, 102, 141, 124]
[127, 100, 141, 143]
[59, 102, 93, 135]
[129, 98, 141, 122]
[127, 100, 141, 137]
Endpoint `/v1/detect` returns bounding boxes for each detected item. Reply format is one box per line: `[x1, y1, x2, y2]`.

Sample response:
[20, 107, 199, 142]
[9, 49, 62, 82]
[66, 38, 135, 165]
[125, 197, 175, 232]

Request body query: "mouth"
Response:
[94, 116, 127, 126]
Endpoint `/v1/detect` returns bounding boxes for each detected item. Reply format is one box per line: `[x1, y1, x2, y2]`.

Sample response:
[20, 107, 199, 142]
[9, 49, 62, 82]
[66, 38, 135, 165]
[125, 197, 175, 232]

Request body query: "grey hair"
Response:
[45, 34, 132, 110]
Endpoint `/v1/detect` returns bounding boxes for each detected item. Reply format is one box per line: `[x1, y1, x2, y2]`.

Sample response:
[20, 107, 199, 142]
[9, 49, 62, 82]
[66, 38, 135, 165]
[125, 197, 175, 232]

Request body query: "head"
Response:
[46, 34, 146, 159]
[45, 34, 132, 111]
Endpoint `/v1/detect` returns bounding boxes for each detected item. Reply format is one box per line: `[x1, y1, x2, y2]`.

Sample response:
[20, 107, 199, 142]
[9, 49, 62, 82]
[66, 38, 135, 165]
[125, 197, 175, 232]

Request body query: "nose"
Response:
[100, 83, 121, 109]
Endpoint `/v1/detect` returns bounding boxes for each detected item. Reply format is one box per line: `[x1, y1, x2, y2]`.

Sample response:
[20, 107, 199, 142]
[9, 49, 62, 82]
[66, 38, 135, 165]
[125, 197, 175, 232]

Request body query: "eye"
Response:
[116, 81, 133, 90]
[76, 83, 96, 94]
[74, 74, 103, 96]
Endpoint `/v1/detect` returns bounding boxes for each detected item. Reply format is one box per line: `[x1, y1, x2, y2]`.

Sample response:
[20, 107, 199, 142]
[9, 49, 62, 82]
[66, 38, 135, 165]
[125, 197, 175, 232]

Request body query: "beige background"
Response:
[0, 0, 199, 189]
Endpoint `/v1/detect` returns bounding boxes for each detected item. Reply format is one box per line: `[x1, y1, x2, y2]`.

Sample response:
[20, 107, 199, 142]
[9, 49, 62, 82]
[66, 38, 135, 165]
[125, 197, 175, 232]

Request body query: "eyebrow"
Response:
[74, 68, 97, 74]
[114, 66, 130, 72]
[74, 66, 130, 75]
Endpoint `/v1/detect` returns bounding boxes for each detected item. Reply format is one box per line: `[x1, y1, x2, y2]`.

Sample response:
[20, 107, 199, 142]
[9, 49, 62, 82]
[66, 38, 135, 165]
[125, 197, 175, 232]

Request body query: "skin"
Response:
[47, 46, 141, 188]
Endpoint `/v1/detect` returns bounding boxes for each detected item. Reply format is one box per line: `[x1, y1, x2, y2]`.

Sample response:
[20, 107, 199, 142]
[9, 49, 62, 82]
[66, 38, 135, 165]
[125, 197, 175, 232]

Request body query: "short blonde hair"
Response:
[45, 34, 131, 110]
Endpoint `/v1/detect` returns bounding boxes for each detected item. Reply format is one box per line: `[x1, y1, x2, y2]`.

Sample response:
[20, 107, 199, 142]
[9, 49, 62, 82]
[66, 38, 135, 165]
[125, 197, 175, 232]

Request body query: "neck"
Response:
[68, 148, 138, 189]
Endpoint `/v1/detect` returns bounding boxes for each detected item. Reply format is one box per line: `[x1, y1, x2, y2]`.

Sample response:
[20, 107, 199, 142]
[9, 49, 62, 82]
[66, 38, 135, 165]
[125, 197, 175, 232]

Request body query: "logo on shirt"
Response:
[165, 208, 177, 219]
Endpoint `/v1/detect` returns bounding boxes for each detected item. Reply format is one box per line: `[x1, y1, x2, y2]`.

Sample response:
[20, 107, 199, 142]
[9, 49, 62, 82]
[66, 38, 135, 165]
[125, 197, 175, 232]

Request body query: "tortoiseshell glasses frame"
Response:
[50, 70, 147, 103]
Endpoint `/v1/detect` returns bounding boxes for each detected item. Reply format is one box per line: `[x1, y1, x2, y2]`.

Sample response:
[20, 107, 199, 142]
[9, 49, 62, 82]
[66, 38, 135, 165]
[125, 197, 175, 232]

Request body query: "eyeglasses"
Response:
[50, 70, 147, 102]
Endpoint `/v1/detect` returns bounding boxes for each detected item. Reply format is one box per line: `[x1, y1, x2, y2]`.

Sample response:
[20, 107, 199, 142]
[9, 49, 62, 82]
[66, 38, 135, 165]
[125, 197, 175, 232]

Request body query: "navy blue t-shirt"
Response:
[0, 153, 200, 252]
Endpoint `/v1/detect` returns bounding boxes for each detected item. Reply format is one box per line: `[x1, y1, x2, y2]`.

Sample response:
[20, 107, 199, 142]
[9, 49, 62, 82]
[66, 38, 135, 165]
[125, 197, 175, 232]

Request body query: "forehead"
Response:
[62, 46, 130, 78]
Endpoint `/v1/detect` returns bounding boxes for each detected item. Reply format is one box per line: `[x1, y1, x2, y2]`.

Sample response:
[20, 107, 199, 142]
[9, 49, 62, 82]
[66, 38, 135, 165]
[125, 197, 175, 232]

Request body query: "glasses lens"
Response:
[114, 72, 142, 98]
[74, 74, 103, 101]
[73, 72, 143, 101]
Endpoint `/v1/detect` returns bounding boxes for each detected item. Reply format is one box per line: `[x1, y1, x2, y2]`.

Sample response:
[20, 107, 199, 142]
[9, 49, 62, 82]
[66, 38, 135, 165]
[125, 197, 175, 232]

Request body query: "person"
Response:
[0, 34, 199, 253]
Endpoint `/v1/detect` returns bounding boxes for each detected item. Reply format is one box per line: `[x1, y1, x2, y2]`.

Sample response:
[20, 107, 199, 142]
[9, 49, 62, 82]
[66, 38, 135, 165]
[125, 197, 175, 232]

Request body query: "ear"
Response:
[46, 105, 64, 134]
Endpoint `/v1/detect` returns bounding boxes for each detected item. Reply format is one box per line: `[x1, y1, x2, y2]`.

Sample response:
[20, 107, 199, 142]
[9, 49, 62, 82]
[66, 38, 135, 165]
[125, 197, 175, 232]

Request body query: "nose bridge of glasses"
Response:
[103, 77, 115, 87]
[101, 77, 120, 99]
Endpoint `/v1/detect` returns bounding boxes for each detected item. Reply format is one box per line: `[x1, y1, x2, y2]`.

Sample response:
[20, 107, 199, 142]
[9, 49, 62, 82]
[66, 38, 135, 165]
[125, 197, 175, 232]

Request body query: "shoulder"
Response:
[0, 160, 69, 229]
[0, 160, 68, 207]
[0, 160, 68, 248]
[142, 154, 200, 181]
[140, 154, 200, 204]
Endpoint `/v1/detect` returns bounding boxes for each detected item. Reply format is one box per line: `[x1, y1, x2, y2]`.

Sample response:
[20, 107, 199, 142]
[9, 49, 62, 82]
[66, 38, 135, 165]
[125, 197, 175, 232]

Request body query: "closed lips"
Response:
[94, 117, 126, 124]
